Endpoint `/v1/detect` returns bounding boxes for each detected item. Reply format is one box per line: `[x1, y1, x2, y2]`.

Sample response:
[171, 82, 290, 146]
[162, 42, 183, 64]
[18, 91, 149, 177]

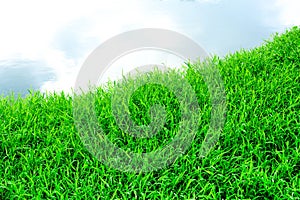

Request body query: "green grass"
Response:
[0, 26, 300, 199]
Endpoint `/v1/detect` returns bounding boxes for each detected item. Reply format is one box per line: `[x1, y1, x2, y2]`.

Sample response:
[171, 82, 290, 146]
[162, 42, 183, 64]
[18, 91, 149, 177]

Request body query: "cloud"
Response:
[0, 0, 178, 94]
[0, 59, 55, 97]
[275, 0, 300, 26]
[0, 0, 298, 95]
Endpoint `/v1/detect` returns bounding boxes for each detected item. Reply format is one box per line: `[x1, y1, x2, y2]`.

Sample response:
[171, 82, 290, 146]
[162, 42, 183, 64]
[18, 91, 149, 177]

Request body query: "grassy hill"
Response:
[0, 26, 299, 199]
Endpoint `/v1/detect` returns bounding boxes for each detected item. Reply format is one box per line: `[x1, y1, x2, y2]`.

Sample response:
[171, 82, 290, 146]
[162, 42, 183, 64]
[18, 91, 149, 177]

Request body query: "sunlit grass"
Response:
[0, 26, 299, 199]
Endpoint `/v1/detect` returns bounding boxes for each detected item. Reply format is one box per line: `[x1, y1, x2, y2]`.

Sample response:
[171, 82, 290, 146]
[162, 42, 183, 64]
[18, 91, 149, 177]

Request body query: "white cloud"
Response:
[0, 0, 178, 94]
[1, 0, 299, 95]
[196, 0, 221, 3]
[275, 0, 300, 26]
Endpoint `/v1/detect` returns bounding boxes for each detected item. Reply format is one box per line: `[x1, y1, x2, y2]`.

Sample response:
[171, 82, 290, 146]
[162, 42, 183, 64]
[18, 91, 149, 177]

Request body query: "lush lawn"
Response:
[0, 26, 299, 199]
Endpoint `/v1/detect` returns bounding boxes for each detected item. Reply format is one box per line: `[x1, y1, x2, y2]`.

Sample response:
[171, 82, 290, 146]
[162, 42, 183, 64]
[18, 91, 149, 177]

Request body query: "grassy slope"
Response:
[0, 26, 300, 199]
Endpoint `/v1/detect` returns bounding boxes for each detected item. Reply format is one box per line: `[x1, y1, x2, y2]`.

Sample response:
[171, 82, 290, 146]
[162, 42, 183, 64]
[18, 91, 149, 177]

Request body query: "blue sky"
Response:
[0, 0, 299, 96]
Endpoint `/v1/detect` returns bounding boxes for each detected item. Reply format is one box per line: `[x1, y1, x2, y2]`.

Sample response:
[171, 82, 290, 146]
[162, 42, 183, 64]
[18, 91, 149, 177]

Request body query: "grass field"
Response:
[0, 26, 300, 199]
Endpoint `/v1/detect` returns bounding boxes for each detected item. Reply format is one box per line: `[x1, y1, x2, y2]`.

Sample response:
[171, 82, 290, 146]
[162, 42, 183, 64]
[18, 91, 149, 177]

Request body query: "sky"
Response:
[0, 0, 299, 96]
